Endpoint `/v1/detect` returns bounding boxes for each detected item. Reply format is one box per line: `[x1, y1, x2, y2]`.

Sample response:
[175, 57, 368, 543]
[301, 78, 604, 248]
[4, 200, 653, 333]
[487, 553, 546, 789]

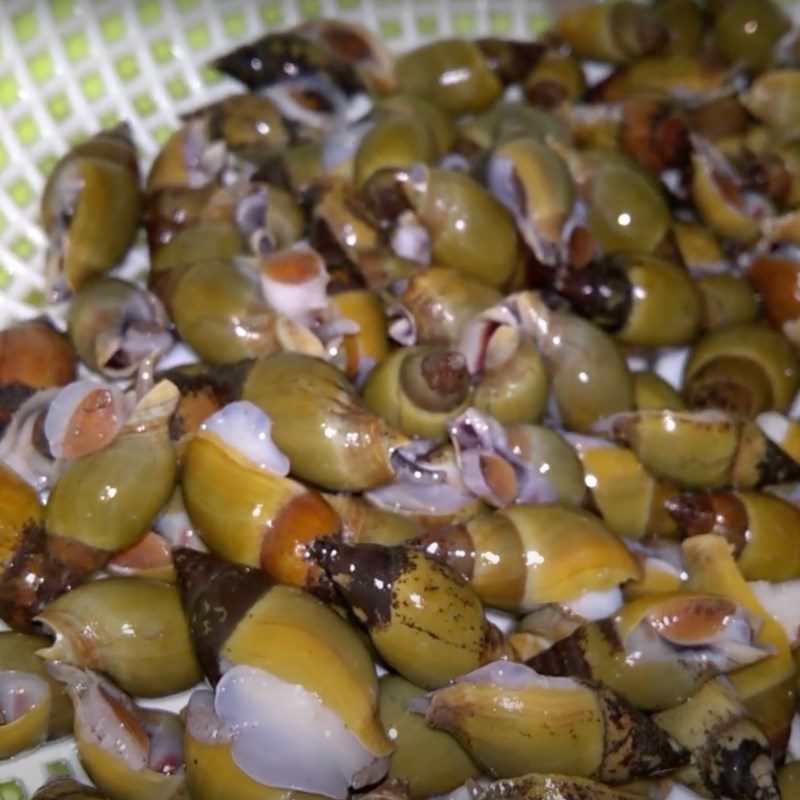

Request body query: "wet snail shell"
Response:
[524, 52, 587, 109]
[173, 548, 391, 797]
[448, 409, 587, 508]
[556, 254, 703, 348]
[327, 287, 389, 383]
[0, 318, 76, 430]
[37, 577, 201, 697]
[487, 136, 575, 268]
[0, 631, 73, 746]
[654, 678, 781, 800]
[241, 353, 409, 491]
[618, 93, 691, 172]
[632, 371, 686, 411]
[622, 540, 686, 601]
[182, 688, 328, 800]
[41, 379, 128, 462]
[197, 93, 290, 165]
[212, 28, 367, 97]
[589, 54, 729, 103]
[509, 291, 635, 433]
[779, 762, 800, 800]
[181, 400, 340, 593]
[378, 674, 481, 798]
[156, 362, 239, 441]
[586, 155, 671, 256]
[48, 663, 186, 800]
[311, 178, 382, 269]
[363, 441, 487, 531]
[400, 166, 519, 288]
[145, 119, 227, 195]
[410, 503, 639, 615]
[0, 632, 73, 759]
[477, 774, 645, 800]
[362, 346, 472, 443]
[167, 258, 280, 365]
[667, 489, 800, 581]
[400, 266, 502, 348]
[528, 591, 771, 711]
[682, 323, 800, 417]
[682, 534, 796, 758]
[45, 380, 178, 556]
[147, 221, 246, 311]
[0, 459, 53, 630]
[199, 181, 305, 257]
[689, 138, 768, 245]
[553, 2, 669, 63]
[143, 182, 219, 255]
[757, 411, 800, 465]
[41, 124, 142, 301]
[295, 18, 396, 95]
[0, 382, 179, 630]
[395, 40, 507, 117]
[459, 102, 569, 154]
[746, 252, 800, 345]
[0, 668, 52, 760]
[411, 661, 688, 782]
[373, 94, 456, 155]
[354, 117, 438, 189]
[66, 277, 172, 381]
[470, 332, 549, 427]
[106, 484, 208, 583]
[323, 493, 422, 546]
[565, 434, 677, 539]
[596, 409, 800, 491]
[712, 0, 791, 71]
[309, 539, 501, 689]
[670, 221, 728, 276]
[695, 273, 760, 332]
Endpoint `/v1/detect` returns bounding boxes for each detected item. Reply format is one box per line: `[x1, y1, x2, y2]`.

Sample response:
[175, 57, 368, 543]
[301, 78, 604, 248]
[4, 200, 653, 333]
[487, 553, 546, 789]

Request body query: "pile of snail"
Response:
[6, 0, 800, 798]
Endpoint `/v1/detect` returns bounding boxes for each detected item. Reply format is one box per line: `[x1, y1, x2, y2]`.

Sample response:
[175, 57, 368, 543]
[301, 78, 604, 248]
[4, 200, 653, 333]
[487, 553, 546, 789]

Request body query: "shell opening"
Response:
[215, 664, 388, 799]
[366, 448, 474, 515]
[182, 120, 227, 187]
[558, 586, 624, 621]
[259, 246, 331, 321]
[47, 663, 183, 775]
[391, 212, 431, 264]
[200, 400, 291, 476]
[449, 409, 560, 506]
[0, 671, 49, 725]
[43, 380, 127, 460]
[46, 663, 183, 775]
[0, 387, 59, 490]
[44, 163, 83, 302]
[623, 596, 772, 671]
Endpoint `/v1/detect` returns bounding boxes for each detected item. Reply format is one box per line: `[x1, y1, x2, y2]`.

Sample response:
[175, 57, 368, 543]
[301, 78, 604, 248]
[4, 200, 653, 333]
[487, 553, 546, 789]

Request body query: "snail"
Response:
[409, 661, 688, 782]
[42, 124, 142, 300]
[174, 547, 391, 799]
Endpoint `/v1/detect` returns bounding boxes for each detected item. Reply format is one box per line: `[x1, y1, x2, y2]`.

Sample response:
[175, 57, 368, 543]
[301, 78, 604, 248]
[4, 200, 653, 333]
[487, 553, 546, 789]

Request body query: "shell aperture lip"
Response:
[215, 664, 389, 799]
[200, 400, 290, 476]
[0, 670, 49, 724]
